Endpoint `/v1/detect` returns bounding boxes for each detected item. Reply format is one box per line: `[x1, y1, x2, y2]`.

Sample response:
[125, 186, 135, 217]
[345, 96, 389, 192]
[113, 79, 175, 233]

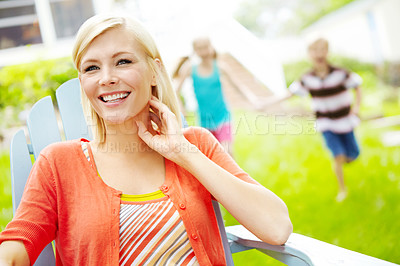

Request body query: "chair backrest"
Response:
[11, 96, 61, 265]
[10, 78, 234, 265]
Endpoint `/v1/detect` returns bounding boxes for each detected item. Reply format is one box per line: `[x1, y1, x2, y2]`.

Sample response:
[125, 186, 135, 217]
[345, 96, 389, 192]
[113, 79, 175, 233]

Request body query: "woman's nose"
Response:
[99, 68, 118, 86]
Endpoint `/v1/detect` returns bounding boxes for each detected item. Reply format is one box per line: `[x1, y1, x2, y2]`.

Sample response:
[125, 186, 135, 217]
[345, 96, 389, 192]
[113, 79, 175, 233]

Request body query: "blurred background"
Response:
[0, 0, 399, 265]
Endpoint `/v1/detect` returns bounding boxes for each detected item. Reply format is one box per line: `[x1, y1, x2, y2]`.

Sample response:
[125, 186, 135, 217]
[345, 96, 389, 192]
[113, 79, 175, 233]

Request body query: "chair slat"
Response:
[34, 245, 56, 266]
[10, 130, 56, 266]
[56, 78, 92, 141]
[212, 200, 234, 265]
[27, 96, 61, 159]
[10, 129, 32, 214]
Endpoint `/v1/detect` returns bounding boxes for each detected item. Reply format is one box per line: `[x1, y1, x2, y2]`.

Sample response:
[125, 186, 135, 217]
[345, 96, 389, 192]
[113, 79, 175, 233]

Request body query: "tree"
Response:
[234, 0, 356, 38]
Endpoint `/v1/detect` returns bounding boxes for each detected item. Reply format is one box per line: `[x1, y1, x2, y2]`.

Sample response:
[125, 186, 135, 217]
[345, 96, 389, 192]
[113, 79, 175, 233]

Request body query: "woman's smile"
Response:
[99, 91, 131, 103]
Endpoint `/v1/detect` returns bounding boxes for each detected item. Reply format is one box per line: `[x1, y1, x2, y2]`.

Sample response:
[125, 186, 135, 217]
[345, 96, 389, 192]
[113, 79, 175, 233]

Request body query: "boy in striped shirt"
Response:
[264, 38, 362, 202]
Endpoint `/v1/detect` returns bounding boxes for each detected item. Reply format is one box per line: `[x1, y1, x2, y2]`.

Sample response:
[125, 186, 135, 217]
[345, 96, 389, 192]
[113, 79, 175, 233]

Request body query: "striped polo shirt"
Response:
[81, 142, 198, 265]
[289, 66, 362, 133]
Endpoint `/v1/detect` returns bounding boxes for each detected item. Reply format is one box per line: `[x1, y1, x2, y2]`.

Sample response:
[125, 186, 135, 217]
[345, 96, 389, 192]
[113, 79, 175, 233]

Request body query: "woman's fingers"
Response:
[149, 97, 179, 134]
[149, 97, 171, 118]
[149, 112, 162, 133]
[136, 98, 189, 161]
[136, 121, 153, 144]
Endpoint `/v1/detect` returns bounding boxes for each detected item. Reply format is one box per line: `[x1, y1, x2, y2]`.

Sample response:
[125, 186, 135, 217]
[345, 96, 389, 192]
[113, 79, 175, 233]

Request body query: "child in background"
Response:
[173, 37, 260, 157]
[262, 38, 362, 202]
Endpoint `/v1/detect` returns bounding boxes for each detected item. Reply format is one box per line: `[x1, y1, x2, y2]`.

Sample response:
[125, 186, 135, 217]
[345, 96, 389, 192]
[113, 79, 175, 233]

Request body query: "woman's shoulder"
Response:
[183, 126, 218, 151]
[39, 138, 88, 159]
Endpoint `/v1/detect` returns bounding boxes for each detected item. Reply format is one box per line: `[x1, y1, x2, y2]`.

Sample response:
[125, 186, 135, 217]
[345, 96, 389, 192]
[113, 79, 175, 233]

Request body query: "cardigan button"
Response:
[179, 203, 186, 210]
[161, 185, 169, 192]
[191, 234, 198, 240]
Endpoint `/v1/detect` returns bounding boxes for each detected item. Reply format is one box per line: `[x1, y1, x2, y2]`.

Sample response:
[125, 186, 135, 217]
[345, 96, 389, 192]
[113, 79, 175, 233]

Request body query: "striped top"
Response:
[119, 198, 197, 265]
[289, 66, 362, 133]
[81, 142, 198, 265]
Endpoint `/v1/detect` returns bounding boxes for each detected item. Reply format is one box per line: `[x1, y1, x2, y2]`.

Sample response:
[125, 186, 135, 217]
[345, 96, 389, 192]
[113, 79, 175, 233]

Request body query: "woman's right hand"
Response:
[0, 241, 30, 266]
[136, 96, 194, 164]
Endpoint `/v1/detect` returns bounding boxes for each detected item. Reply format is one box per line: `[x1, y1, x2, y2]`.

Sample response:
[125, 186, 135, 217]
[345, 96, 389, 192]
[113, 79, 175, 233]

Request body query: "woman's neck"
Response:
[92, 113, 154, 157]
[93, 132, 147, 156]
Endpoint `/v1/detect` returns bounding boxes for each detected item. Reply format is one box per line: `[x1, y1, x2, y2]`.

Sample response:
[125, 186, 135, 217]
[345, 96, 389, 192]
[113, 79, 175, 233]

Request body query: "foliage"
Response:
[0, 58, 77, 129]
[0, 152, 12, 232]
[234, 0, 357, 38]
[296, 0, 357, 30]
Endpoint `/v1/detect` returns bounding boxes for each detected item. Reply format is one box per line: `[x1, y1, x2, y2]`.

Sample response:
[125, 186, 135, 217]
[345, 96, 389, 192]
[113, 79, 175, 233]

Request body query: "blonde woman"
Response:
[0, 14, 292, 265]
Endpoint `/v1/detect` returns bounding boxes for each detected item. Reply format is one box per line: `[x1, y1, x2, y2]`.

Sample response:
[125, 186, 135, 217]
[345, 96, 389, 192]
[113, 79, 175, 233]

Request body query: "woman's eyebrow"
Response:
[112, 51, 135, 58]
[81, 58, 98, 64]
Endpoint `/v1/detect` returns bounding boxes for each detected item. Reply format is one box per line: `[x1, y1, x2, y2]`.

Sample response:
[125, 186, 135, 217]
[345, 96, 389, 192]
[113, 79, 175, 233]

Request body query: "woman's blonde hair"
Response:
[72, 14, 182, 143]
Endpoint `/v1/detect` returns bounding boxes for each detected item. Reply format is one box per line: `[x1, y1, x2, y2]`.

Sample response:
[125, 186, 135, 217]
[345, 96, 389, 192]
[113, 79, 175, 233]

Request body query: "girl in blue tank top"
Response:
[191, 60, 230, 131]
[174, 37, 260, 156]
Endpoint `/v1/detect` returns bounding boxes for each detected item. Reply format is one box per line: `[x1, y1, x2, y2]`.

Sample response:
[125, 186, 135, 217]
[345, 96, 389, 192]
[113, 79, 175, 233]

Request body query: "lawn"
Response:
[227, 109, 400, 265]
[0, 152, 12, 232]
[0, 109, 399, 265]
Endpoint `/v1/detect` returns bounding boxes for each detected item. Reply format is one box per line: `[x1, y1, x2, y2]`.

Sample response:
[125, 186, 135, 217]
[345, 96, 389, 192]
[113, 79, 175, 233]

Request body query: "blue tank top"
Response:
[191, 60, 230, 130]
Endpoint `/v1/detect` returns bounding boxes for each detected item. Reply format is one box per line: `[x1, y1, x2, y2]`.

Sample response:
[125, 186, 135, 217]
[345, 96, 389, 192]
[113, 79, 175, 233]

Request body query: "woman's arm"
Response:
[177, 143, 292, 245]
[0, 241, 30, 266]
[137, 97, 293, 245]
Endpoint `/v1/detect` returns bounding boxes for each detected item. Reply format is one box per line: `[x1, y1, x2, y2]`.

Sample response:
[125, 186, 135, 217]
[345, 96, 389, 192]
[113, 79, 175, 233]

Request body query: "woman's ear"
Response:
[151, 58, 161, 86]
[154, 58, 161, 68]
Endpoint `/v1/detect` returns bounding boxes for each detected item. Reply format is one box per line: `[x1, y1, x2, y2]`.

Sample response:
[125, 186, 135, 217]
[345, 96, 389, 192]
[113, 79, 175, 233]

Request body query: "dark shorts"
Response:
[322, 130, 360, 160]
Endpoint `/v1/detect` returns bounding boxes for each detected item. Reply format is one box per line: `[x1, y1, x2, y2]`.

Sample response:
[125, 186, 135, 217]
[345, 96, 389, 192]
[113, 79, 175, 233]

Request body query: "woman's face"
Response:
[79, 27, 156, 126]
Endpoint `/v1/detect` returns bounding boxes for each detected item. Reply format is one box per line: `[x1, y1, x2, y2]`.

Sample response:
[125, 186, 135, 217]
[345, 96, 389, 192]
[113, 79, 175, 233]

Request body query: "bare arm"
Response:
[0, 241, 30, 266]
[137, 97, 293, 245]
[352, 86, 362, 117]
[218, 63, 261, 108]
[177, 145, 292, 245]
[173, 60, 192, 95]
[173, 61, 192, 115]
[259, 91, 294, 109]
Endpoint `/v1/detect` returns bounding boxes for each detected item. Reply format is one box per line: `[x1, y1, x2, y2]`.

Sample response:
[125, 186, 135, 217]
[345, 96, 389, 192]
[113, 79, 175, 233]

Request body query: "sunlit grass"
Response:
[228, 110, 400, 265]
[0, 152, 12, 232]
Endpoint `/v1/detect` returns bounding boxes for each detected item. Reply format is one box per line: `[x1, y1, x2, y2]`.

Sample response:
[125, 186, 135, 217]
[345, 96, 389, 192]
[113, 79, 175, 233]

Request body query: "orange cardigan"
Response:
[0, 127, 260, 265]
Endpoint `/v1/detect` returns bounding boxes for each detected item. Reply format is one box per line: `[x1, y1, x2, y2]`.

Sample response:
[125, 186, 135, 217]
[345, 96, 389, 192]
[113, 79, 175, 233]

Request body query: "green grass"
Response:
[0, 109, 399, 265]
[0, 152, 12, 232]
[226, 110, 400, 265]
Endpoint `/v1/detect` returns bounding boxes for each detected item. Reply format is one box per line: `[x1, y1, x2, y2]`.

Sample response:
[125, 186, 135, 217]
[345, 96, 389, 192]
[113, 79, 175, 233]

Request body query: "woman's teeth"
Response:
[102, 92, 129, 102]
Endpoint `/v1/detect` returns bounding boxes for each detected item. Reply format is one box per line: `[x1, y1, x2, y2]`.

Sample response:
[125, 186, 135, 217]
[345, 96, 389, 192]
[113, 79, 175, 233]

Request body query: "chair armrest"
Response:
[226, 225, 312, 265]
[225, 225, 397, 266]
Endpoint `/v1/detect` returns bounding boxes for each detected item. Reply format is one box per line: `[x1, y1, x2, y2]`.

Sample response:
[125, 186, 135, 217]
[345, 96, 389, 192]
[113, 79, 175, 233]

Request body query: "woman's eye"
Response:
[117, 59, 132, 65]
[84, 65, 99, 72]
